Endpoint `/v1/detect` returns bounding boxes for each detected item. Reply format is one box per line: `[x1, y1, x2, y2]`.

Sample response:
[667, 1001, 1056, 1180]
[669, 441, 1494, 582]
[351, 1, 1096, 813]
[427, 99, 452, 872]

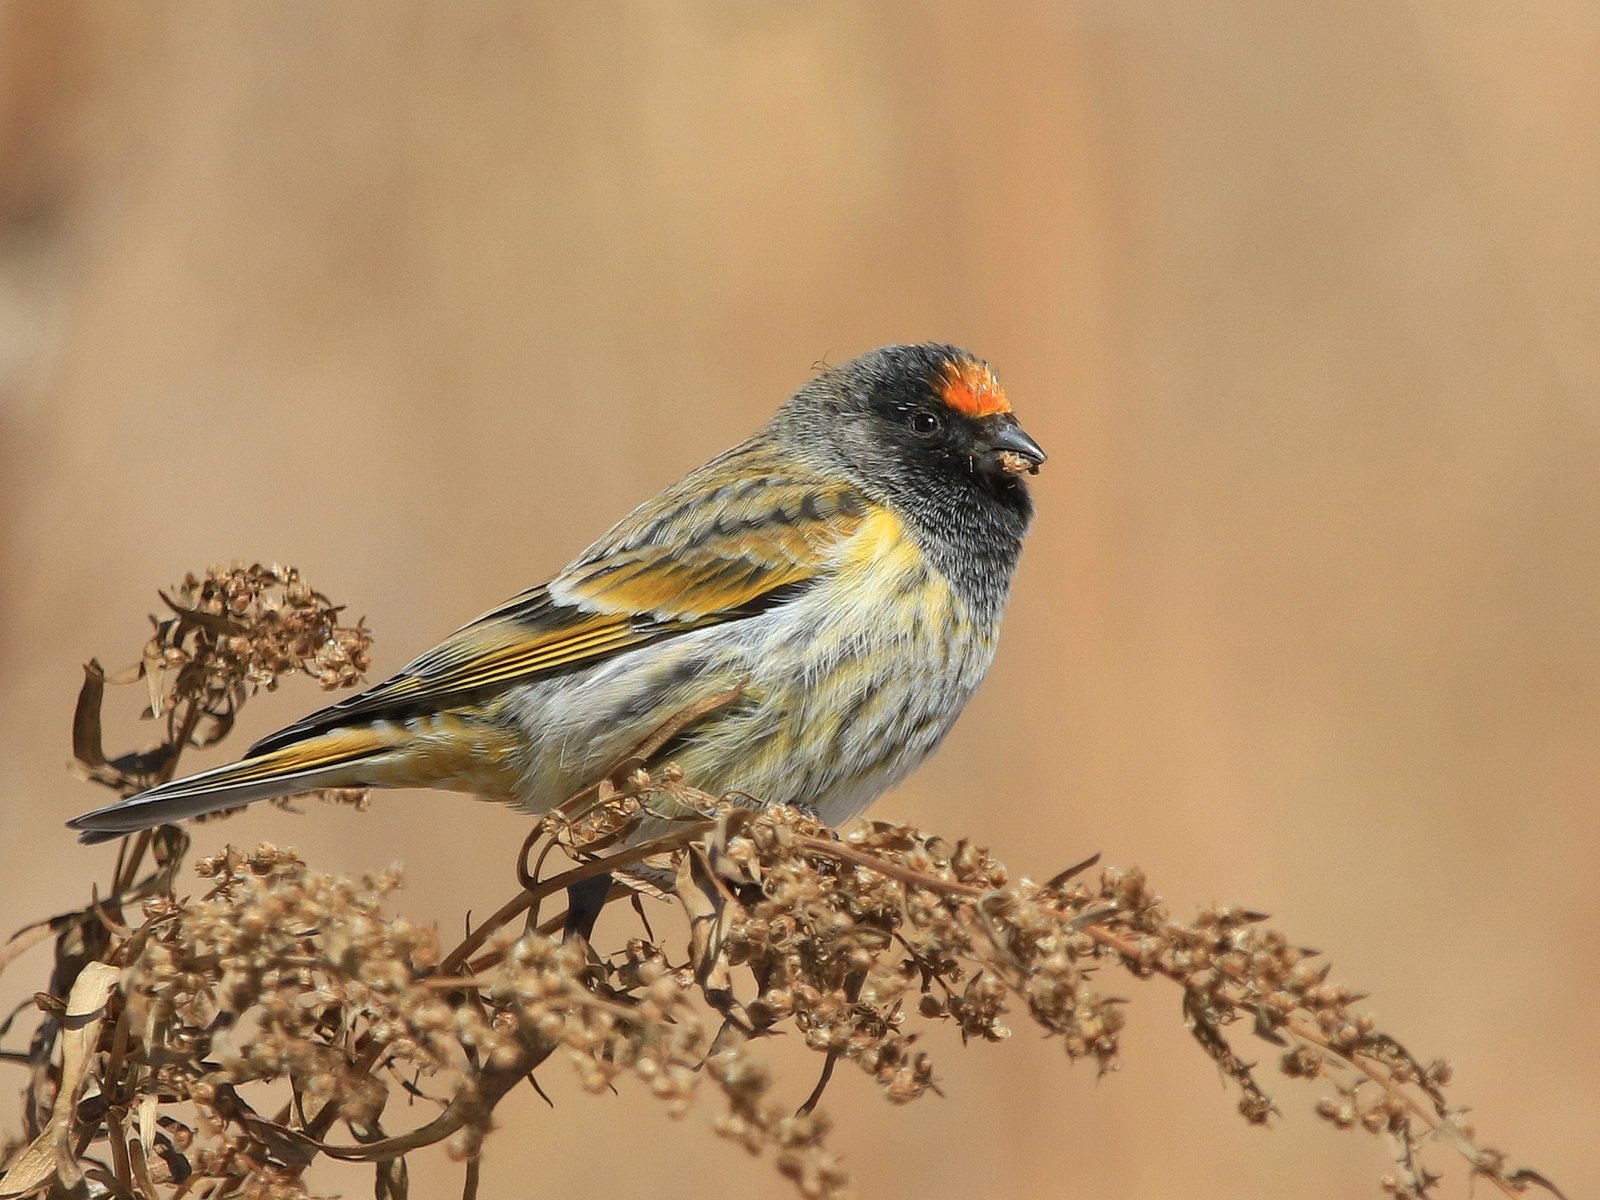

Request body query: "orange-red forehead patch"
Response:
[936, 358, 1011, 418]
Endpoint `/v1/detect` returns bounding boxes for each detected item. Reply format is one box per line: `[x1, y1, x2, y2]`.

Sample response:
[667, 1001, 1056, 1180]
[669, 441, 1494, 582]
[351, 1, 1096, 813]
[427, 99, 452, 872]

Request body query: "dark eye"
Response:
[909, 409, 942, 436]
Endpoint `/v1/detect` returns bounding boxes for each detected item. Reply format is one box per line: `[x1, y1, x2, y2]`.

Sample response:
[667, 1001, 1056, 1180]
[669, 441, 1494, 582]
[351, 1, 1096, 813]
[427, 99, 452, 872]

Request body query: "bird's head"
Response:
[783, 343, 1046, 530]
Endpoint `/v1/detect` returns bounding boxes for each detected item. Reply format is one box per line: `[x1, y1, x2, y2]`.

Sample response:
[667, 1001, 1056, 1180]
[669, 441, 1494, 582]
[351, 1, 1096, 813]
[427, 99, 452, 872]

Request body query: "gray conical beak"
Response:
[987, 418, 1047, 474]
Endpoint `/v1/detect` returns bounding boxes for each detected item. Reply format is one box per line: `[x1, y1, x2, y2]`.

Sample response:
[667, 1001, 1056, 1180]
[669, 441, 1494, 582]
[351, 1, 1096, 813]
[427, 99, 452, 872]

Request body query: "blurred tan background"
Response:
[2, 3, 1597, 1197]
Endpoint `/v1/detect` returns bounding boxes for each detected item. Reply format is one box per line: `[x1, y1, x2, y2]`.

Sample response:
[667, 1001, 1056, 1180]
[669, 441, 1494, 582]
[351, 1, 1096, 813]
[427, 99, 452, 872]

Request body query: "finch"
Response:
[68, 343, 1045, 846]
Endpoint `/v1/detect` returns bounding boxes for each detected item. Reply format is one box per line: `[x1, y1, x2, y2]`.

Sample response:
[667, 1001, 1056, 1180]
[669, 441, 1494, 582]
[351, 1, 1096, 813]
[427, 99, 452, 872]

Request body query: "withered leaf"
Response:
[0, 961, 120, 1198]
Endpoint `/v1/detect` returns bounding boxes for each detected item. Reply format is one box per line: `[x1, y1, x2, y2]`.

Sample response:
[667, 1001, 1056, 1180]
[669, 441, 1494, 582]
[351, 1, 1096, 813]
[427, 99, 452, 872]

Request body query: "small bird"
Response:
[68, 343, 1045, 847]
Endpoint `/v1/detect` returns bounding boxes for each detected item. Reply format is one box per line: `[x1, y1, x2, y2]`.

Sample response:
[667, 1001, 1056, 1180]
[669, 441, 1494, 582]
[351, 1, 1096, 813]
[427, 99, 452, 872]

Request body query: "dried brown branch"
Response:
[0, 564, 1569, 1200]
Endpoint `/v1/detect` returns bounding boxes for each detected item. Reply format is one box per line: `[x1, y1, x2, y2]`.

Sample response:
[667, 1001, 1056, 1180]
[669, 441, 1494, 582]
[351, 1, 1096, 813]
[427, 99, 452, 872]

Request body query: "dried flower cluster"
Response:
[72, 562, 373, 804]
[0, 566, 1568, 1200]
[152, 562, 373, 699]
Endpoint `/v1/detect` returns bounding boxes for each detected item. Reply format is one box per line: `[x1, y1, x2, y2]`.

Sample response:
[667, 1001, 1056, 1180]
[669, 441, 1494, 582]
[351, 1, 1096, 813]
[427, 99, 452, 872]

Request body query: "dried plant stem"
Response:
[438, 821, 713, 976]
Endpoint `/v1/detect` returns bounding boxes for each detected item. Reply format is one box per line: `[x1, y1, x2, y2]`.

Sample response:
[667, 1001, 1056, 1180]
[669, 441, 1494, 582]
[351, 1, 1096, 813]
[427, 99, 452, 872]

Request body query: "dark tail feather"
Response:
[67, 727, 390, 845]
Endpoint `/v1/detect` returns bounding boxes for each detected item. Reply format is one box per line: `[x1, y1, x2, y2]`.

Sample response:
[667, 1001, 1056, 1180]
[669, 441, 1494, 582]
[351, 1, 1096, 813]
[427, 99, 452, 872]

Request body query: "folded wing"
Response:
[68, 457, 869, 843]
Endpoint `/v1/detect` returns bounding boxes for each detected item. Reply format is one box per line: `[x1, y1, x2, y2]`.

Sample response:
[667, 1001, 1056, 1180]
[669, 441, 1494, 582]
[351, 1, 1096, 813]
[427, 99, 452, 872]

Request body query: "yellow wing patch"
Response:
[556, 473, 869, 620]
[389, 614, 648, 695]
[562, 531, 820, 619]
